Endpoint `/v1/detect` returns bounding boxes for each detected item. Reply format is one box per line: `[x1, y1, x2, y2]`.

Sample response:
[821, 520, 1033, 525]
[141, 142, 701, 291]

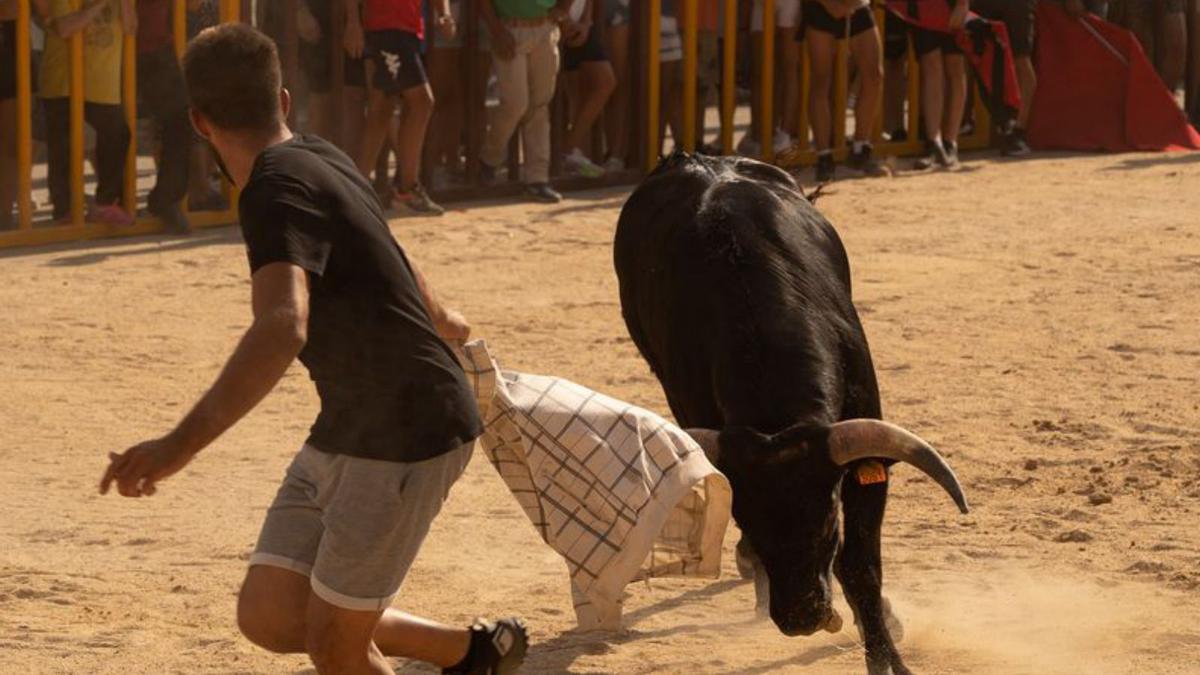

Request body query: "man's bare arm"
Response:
[100, 263, 310, 497]
[408, 257, 471, 344]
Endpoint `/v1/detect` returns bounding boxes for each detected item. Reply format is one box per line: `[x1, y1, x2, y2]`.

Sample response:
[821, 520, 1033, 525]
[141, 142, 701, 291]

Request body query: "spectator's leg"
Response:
[339, 85, 367, 159]
[0, 97, 15, 228]
[806, 27, 837, 153]
[660, 60, 684, 153]
[849, 27, 883, 143]
[566, 60, 616, 154]
[919, 50, 945, 146]
[1014, 56, 1036, 129]
[519, 25, 558, 185]
[43, 98, 70, 220]
[357, 58, 398, 180]
[1159, 4, 1188, 93]
[481, 48, 530, 172]
[603, 21, 631, 165]
[426, 46, 463, 173]
[777, 25, 800, 140]
[85, 102, 131, 209]
[396, 83, 434, 192]
[697, 31, 719, 146]
[942, 53, 968, 145]
[140, 49, 192, 217]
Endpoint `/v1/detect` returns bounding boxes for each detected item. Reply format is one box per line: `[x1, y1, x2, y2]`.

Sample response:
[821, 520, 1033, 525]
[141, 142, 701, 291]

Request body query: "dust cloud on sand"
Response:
[1, 151, 1199, 673]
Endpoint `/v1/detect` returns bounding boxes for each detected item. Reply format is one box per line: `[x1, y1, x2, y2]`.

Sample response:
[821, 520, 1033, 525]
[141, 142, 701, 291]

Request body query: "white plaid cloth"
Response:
[460, 340, 732, 630]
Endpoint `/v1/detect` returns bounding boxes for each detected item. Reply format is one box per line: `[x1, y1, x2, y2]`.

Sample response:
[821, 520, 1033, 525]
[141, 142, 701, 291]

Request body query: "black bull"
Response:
[614, 154, 969, 675]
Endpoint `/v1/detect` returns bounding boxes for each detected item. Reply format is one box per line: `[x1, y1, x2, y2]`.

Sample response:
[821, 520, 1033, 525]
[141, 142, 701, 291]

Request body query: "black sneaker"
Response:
[912, 139, 950, 171]
[847, 144, 890, 177]
[150, 203, 191, 234]
[1001, 127, 1032, 156]
[524, 182, 562, 203]
[395, 182, 445, 216]
[815, 153, 835, 183]
[443, 617, 530, 675]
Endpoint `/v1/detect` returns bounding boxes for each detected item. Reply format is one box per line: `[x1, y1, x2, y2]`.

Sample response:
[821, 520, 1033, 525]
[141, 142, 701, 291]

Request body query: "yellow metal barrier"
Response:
[639, 1, 990, 169]
[1, 0, 242, 249]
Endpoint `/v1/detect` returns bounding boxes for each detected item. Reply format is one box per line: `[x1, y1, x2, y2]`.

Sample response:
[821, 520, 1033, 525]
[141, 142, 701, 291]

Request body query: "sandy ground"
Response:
[2, 150, 1199, 674]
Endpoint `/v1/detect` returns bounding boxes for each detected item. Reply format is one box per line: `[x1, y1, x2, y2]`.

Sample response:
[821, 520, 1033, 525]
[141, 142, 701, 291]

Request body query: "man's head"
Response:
[183, 23, 290, 149]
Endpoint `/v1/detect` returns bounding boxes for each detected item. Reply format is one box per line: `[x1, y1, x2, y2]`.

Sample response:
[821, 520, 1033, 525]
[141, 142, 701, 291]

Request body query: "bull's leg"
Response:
[735, 536, 771, 618]
[836, 477, 911, 675]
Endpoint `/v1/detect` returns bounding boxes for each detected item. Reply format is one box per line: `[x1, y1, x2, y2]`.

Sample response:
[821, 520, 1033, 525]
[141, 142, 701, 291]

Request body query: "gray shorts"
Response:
[250, 443, 473, 611]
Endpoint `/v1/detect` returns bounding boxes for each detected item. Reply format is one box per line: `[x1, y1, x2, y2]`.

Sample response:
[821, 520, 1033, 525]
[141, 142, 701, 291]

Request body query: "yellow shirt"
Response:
[39, 0, 125, 104]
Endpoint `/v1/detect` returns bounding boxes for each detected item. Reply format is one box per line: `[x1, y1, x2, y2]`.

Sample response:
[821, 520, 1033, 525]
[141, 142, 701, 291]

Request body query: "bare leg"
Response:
[807, 28, 837, 152]
[0, 98, 16, 228]
[338, 86, 367, 160]
[396, 83, 435, 191]
[942, 53, 967, 144]
[919, 50, 945, 145]
[660, 61, 684, 152]
[426, 47, 463, 172]
[1159, 10, 1188, 93]
[777, 26, 800, 137]
[604, 23, 631, 163]
[357, 75, 397, 181]
[566, 60, 616, 154]
[1014, 55, 1036, 129]
[238, 566, 470, 671]
[849, 27, 883, 143]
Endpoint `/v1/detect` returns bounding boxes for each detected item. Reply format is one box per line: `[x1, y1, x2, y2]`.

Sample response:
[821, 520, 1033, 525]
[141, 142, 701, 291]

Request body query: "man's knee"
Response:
[304, 599, 381, 674]
[237, 566, 309, 653]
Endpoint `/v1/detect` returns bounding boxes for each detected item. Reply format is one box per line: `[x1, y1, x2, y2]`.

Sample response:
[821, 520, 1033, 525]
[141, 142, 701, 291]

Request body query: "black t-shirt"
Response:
[238, 134, 482, 463]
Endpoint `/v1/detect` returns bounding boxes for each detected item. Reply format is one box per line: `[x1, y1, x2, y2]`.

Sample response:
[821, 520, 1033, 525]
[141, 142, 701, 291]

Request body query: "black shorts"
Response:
[971, 0, 1036, 57]
[365, 29, 428, 93]
[0, 21, 16, 101]
[800, 2, 876, 39]
[563, 26, 609, 71]
[300, 41, 366, 92]
[883, 11, 910, 61]
[912, 26, 962, 56]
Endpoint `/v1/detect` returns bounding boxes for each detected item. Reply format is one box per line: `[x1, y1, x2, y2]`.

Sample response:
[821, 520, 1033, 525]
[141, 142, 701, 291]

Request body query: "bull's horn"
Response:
[828, 419, 970, 514]
[685, 428, 721, 465]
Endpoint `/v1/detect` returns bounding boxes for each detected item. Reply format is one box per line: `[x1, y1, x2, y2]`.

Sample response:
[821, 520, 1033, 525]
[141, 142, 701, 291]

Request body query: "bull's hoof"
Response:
[866, 654, 913, 675]
[855, 596, 905, 644]
[735, 538, 757, 580]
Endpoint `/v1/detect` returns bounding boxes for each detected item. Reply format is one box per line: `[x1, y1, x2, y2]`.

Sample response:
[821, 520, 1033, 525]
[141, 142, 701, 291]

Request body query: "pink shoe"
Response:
[89, 204, 135, 227]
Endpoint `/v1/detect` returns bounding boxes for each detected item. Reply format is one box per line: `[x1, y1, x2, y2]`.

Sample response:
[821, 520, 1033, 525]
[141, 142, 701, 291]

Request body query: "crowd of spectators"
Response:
[1, 0, 1199, 232]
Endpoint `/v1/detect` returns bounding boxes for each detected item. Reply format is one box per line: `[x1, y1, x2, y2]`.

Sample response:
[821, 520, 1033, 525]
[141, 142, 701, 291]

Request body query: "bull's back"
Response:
[615, 155, 877, 431]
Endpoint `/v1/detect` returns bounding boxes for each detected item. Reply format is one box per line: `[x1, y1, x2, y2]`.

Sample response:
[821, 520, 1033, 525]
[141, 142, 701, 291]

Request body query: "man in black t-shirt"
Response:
[99, 24, 527, 675]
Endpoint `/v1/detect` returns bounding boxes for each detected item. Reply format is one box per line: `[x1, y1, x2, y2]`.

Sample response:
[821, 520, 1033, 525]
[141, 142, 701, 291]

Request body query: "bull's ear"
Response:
[719, 424, 830, 466]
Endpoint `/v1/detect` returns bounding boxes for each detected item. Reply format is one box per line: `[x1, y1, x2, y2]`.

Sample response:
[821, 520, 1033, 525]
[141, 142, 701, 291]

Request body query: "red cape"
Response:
[1028, 3, 1200, 151]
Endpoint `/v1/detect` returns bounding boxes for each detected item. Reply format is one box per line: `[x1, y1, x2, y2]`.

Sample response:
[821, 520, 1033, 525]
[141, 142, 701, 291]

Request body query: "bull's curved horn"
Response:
[685, 429, 721, 465]
[828, 419, 970, 514]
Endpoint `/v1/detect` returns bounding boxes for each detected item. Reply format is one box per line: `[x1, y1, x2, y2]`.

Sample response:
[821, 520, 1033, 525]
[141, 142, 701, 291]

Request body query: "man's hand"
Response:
[492, 25, 516, 60]
[437, 309, 471, 346]
[100, 436, 196, 498]
[344, 16, 365, 58]
[297, 4, 322, 43]
[562, 20, 590, 47]
[948, 1, 969, 30]
[437, 13, 456, 41]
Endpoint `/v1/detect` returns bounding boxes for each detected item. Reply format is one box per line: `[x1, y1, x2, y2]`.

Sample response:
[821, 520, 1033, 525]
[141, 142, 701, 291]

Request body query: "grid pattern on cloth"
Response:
[459, 340, 731, 630]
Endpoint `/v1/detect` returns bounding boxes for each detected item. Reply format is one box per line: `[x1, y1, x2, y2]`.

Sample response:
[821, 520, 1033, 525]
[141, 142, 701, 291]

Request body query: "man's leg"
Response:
[776, 25, 800, 142]
[42, 98, 71, 220]
[565, 60, 616, 156]
[943, 53, 968, 145]
[139, 49, 192, 229]
[520, 24, 560, 189]
[603, 22, 631, 165]
[919, 50, 945, 146]
[1014, 55, 1036, 129]
[806, 27, 836, 153]
[481, 49, 530, 174]
[358, 83, 396, 180]
[396, 82, 434, 192]
[1158, 2, 1188, 93]
[849, 26, 883, 144]
[85, 102, 130, 209]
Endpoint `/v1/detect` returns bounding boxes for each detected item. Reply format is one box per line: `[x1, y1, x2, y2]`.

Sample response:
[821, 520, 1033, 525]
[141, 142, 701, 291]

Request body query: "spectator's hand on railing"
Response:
[296, 3, 322, 44]
[492, 25, 517, 60]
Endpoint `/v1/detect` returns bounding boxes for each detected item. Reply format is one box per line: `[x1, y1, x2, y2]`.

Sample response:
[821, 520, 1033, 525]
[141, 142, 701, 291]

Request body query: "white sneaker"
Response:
[736, 135, 762, 157]
[564, 149, 606, 178]
[773, 128, 792, 153]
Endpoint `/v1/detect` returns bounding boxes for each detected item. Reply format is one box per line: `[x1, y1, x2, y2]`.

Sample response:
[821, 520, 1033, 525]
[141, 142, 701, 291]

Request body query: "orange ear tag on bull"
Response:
[856, 461, 888, 485]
